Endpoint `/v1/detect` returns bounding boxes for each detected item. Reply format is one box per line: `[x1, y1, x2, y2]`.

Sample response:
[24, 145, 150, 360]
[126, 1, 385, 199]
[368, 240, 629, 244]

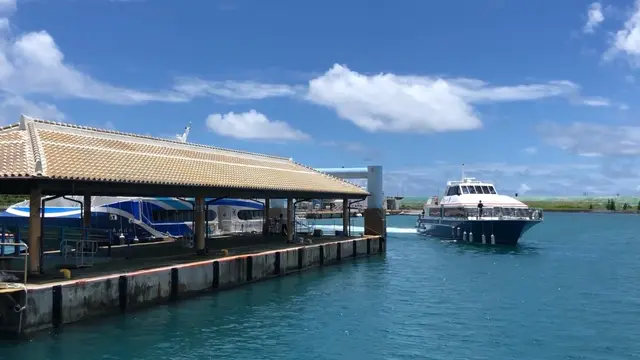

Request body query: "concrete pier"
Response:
[1, 235, 383, 336]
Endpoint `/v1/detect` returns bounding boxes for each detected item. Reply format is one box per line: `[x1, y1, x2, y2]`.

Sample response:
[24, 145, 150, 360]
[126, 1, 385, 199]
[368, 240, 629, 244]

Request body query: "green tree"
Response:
[611, 199, 617, 211]
[588, 203, 593, 210]
[623, 203, 629, 211]
[637, 200, 640, 211]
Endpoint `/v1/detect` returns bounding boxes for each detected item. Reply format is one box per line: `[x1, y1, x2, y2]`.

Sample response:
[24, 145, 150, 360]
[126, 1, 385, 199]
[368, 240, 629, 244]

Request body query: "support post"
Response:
[195, 196, 205, 255]
[286, 198, 294, 243]
[28, 188, 42, 275]
[83, 194, 91, 228]
[342, 198, 349, 237]
[364, 165, 386, 237]
[263, 198, 270, 236]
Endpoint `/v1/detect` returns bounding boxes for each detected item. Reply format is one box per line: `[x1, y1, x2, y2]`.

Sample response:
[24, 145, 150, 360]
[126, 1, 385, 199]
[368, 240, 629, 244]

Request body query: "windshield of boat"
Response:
[462, 185, 497, 194]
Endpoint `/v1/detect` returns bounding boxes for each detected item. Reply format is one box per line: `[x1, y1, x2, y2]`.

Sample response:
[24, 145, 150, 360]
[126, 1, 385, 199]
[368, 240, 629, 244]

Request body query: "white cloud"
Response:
[0, 94, 65, 124]
[580, 96, 610, 107]
[2, 31, 188, 104]
[173, 78, 301, 100]
[523, 147, 537, 155]
[517, 183, 531, 195]
[0, 0, 15, 15]
[386, 161, 640, 197]
[604, 0, 640, 64]
[305, 64, 579, 134]
[537, 121, 640, 156]
[205, 110, 309, 141]
[584, 2, 604, 34]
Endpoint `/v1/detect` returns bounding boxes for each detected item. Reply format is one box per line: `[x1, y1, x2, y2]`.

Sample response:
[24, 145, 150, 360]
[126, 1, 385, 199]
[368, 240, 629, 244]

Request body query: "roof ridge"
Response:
[23, 116, 45, 175]
[0, 123, 20, 132]
[21, 116, 291, 161]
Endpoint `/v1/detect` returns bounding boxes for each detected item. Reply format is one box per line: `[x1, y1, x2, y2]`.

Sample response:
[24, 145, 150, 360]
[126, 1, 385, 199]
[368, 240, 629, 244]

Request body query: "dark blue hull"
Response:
[416, 218, 540, 245]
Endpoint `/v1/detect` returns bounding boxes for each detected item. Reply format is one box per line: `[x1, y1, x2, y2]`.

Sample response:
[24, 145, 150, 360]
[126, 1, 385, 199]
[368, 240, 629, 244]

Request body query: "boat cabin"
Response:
[443, 178, 497, 197]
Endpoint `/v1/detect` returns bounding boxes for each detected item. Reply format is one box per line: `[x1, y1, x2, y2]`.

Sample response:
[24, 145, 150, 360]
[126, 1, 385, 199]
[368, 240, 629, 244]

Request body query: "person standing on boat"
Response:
[477, 200, 484, 218]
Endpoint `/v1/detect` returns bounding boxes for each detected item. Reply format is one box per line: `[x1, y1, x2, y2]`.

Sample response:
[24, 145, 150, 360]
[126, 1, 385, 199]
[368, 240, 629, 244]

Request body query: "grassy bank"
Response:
[0, 195, 25, 208]
[398, 197, 640, 213]
[522, 199, 640, 213]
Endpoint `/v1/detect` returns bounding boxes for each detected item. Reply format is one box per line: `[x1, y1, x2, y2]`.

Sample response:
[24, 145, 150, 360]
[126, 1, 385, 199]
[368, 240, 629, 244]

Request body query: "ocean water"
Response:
[1, 213, 639, 359]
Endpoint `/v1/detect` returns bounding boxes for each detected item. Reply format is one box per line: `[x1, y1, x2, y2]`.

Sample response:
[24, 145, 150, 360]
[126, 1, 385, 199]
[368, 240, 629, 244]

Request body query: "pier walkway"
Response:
[0, 115, 386, 337]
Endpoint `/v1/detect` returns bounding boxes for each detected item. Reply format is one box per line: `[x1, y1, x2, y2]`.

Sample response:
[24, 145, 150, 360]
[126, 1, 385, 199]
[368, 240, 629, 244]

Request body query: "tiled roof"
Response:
[0, 115, 369, 197]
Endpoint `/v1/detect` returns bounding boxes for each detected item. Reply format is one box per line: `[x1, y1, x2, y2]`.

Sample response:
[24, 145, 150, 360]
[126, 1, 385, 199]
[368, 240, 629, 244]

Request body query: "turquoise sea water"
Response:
[1, 213, 640, 359]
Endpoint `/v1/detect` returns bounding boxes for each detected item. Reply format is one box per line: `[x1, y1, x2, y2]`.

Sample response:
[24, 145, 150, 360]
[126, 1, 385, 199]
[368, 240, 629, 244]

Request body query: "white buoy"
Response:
[482, 234, 486, 244]
[469, 232, 474, 243]
[457, 227, 461, 237]
[133, 236, 139, 243]
[119, 233, 125, 245]
[491, 234, 496, 245]
[463, 231, 467, 242]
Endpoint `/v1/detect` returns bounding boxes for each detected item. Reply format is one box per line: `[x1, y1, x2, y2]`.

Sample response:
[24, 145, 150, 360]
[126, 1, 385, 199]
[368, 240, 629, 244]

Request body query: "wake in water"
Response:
[309, 224, 417, 234]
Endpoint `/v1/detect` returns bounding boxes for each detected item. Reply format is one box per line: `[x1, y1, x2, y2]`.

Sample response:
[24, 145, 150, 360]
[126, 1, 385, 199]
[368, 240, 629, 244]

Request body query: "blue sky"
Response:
[2, 0, 640, 197]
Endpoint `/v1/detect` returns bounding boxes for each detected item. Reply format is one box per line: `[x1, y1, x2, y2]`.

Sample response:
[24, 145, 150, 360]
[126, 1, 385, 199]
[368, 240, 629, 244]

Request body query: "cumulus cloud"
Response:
[205, 110, 309, 141]
[584, 2, 605, 34]
[1, 31, 187, 104]
[604, 0, 640, 64]
[523, 147, 537, 155]
[304, 64, 582, 134]
[537, 122, 640, 157]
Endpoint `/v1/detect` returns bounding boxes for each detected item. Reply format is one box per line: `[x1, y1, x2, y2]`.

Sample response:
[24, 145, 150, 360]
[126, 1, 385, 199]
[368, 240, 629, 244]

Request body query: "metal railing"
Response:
[424, 206, 544, 221]
[59, 228, 107, 268]
[0, 241, 28, 284]
[218, 219, 264, 234]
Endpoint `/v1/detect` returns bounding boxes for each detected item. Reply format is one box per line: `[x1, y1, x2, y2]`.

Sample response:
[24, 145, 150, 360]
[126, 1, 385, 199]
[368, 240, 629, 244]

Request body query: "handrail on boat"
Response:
[420, 206, 544, 221]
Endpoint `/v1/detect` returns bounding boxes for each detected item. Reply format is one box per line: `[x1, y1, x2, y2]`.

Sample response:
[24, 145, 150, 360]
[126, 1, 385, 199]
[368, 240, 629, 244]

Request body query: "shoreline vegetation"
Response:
[2, 195, 639, 215]
[398, 198, 640, 214]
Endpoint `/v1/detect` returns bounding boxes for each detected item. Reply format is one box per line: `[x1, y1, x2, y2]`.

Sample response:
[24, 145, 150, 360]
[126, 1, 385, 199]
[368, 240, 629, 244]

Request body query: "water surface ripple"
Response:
[1, 213, 639, 359]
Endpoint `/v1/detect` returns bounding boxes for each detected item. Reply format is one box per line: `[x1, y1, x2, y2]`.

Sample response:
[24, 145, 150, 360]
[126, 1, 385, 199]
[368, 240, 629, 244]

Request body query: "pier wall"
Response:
[12, 236, 384, 335]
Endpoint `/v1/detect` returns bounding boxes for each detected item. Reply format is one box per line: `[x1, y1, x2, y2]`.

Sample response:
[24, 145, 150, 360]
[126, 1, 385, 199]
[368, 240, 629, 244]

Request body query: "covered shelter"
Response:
[0, 115, 370, 275]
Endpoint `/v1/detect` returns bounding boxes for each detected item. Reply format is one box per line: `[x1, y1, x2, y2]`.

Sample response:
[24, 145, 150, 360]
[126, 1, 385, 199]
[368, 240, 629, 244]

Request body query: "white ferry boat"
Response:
[415, 177, 543, 245]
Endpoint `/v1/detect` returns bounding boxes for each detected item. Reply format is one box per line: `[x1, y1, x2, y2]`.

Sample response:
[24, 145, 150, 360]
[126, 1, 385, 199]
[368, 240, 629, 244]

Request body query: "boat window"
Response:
[461, 186, 470, 194]
[474, 186, 484, 194]
[467, 185, 477, 194]
[488, 186, 497, 194]
[151, 209, 217, 223]
[237, 210, 264, 220]
[481, 186, 490, 194]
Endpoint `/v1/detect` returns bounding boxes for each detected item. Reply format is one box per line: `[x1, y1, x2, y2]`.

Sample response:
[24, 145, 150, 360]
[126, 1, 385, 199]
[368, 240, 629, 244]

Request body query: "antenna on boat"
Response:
[176, 122, 191, 143]
[461, 163, 465, 180]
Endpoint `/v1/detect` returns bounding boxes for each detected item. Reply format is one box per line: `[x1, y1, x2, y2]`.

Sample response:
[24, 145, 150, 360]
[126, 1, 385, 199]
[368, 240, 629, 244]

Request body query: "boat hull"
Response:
[416, 218, 540, 245]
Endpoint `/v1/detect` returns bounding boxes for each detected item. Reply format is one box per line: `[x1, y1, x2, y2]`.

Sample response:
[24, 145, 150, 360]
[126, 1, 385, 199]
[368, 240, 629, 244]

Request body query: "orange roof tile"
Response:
[0, 115, 369, 197]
